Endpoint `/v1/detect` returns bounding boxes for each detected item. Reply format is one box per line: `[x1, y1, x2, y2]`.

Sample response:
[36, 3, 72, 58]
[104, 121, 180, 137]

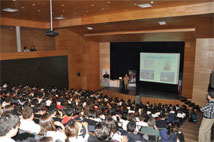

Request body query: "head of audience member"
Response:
[105, 116, 118, 134]
[65, 121, 79, 141]
[39, 113, 56, 135]
[127, 121, 136, 133]
[39, 137, 54, 142]
[3, 105, 14, 114]
[0, 113, 20, 138]
[147, 117, 156, 128]
[208, 91, 214, 100]
[94, 122, 110, 141]
[22, 106, 34, 120]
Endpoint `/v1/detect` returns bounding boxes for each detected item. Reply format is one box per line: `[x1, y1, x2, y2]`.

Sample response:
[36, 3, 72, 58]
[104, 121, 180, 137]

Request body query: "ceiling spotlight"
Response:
[37, 9, 41, 12]
[2, 8, 18, 12]
[54, 15, 65, 20]
[159, 21, 166, 25]
[85, 10, 88, 13]
[102, 8, 105, 10]
[91, 4, 94, 7]
[21, 7, 24, 9]
[62, 10, 64, 12]
[107, 1, 110, 4]
[137, 3, 152, 8]
[12, 0, 16, 1]
[87, 27, 93, 30]
[150, 1, 154, 4]
[61, 4, 64, 7]
[32, 3, 36, 6]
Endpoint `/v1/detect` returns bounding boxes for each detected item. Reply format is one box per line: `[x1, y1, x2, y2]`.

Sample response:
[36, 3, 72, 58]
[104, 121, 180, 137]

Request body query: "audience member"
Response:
[0, 113, 20, 142]
[20, 106, 41, 134]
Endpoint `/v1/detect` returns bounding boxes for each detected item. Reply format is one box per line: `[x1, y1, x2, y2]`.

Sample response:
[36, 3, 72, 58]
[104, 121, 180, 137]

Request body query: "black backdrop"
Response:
[110, 42, 184, 93]
[0, 56, 68, 89]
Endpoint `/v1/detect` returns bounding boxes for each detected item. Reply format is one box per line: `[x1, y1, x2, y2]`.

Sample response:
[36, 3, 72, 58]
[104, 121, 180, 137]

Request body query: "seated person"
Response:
[156, 114, 167, 129]
[20, 106, 41, 134]
[0, 113, 20, 142]
[159, 123, 177, 142]
[140, 117, 160, 141]
[88, 122, 110, 142]
[127, 121, 145, 142]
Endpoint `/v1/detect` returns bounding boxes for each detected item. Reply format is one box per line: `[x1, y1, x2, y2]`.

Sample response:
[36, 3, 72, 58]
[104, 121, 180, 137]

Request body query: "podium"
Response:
[119, 77, 124, 90]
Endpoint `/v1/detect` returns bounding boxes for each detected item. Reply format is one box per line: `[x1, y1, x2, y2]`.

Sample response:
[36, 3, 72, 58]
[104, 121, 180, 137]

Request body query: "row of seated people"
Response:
[0, 84, 186, 142]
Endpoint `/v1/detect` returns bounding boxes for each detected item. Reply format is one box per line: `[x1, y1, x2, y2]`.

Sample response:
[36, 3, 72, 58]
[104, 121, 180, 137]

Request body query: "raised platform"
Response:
[104, 86, 180, 100]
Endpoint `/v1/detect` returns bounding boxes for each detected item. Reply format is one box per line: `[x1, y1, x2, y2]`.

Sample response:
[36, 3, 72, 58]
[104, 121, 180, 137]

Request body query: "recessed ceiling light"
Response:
[150, 1, 154, 4]
[85, 10, 88, 13]
[62, 10, 64, 12]
[87, 27, 93, 30]
[12, 0, 16, 1]
[73, 12, 76, 15]
[102, 8, 105, 10]
[159, 21, 166, 25]
[32, 4, 35, 6]
[137, 3, 152, 8]
[21, 7, 24, 9]
[107, 1, 110, 4]
[61, 4, 64, 7]
[2, 8, 18, 12]
[37, 9, 40, 12]
[91, 4, 94, 7]
[54, 15, 65, 20]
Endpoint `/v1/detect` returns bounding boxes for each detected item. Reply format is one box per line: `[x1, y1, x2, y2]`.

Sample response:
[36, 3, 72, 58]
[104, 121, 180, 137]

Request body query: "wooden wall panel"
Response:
[82, 40, 100, 90]
[55, 29, 100, 90]
[0, 26, 17, 53]
[181, 40, 196, 99]
[99, 42, 110, 85]
[55, 29, 83, 89]
[21, 27, 55, 51]
[192, 38, 214, 106]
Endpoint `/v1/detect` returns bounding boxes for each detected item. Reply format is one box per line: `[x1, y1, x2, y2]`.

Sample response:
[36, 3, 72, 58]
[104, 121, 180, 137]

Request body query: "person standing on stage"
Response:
[123, 74, 129, 91]
[198, 91, 214, 142]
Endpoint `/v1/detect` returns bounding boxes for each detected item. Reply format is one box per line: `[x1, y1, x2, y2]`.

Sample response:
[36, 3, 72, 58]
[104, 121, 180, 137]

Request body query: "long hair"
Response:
[65, 121, 79, 142]
[39, 113, 56, 135]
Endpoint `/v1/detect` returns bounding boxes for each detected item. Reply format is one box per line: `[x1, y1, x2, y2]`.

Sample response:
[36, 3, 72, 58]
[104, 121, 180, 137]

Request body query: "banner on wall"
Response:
[129, 70, 136, 83]
[102, 69, 110, 87]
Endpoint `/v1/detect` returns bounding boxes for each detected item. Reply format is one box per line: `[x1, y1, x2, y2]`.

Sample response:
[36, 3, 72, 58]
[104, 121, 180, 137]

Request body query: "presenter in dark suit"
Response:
[123, 74, 129, 91]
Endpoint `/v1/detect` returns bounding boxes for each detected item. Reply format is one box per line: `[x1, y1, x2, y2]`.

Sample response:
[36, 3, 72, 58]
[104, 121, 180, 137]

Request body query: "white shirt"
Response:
[46, 131, 66, 142]
[20, 119, 41, 134]
[68, 135, 89, 142]
[0, 137, 16, 142]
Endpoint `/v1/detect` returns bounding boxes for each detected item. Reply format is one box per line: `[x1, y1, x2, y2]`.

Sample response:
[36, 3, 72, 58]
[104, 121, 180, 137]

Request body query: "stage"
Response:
[104, 86, 180, 100]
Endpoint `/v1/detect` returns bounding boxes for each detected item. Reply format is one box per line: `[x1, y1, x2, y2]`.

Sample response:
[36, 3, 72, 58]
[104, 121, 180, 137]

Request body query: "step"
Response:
[184, 133, 198, 141]
[181, 123, 200, 129]
[180, 127, 199, 135]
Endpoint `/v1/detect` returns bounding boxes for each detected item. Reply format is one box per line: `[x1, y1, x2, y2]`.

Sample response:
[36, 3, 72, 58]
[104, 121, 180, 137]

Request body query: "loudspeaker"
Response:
[210, 71, 214, 89]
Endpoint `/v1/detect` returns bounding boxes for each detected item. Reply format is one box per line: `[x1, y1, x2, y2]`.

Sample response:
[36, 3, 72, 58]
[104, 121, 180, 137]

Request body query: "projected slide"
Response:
[140, 53, 180, 84]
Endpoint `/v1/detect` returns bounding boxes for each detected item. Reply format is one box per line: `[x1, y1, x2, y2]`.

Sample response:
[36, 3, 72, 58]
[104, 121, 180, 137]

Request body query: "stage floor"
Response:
[104, 87, 180, 100]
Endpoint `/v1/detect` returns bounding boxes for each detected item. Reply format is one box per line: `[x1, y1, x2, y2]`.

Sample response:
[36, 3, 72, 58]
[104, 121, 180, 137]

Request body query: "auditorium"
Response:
[0, 0, 214, 142]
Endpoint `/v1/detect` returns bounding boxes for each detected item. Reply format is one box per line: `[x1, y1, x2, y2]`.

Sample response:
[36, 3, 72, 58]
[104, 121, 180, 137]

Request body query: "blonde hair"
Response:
[65, 121, 79, 142]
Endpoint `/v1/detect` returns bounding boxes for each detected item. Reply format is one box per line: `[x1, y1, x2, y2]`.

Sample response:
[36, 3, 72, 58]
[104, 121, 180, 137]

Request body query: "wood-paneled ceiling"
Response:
[1, 0, 213, 41]
[1, 0, 211, 22]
